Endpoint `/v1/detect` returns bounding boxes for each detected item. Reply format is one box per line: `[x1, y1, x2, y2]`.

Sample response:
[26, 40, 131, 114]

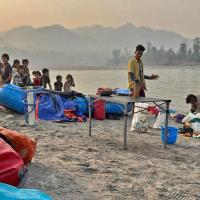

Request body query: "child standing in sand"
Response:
[41, 68, 52, 89]
[54, 75, 63, 91]
[0, 53, 12, 84]
[64, 74, 75, 92]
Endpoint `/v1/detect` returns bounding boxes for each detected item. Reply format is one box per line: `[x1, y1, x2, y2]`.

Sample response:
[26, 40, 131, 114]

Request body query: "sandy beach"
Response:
[0, 110, 200, 200]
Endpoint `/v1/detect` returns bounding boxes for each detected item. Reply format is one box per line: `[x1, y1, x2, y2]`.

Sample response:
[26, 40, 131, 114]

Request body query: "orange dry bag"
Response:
[0, 127, 37, 165]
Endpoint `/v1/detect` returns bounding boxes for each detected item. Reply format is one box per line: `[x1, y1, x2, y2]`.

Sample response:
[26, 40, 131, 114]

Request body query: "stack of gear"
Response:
[0, 127, 37, 186]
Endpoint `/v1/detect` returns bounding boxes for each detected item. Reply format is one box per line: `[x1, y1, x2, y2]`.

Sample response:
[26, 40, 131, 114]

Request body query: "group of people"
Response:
[0, 53, 75, 92]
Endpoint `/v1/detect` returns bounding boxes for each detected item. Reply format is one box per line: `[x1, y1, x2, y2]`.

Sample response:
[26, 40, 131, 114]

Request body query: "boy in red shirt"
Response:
[32, 71, 42, 86]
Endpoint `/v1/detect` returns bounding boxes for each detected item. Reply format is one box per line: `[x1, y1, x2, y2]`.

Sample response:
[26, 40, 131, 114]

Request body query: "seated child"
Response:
[32, 71, 42, 86]
[12, 59, 20, 80]
[13, 65, 31, 87]
[54, 75, 63, 91]
[64, 74, 75, 92]
[41, 68, 52, 89]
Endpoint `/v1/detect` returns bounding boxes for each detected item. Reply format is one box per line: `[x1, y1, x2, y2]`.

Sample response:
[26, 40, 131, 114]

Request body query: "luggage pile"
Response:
[0, 127, 52, 200]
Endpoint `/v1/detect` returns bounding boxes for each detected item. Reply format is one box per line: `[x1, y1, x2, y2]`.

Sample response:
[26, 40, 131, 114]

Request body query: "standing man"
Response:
[128, 44, 159, 97]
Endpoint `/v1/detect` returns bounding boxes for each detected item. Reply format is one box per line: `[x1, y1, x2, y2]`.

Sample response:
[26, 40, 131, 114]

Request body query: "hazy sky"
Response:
[0, 0, 199, 37]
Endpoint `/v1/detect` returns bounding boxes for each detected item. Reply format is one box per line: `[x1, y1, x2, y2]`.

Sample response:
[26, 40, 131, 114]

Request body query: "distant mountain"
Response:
[0, 23, 192, 67]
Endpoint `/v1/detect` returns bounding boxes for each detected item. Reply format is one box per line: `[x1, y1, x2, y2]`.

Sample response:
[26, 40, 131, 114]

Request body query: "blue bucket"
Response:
[161, 126, 178, 144]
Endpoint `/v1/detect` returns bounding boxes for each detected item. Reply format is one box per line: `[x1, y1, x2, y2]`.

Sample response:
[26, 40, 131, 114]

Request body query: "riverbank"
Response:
[0, 111, 200, 200]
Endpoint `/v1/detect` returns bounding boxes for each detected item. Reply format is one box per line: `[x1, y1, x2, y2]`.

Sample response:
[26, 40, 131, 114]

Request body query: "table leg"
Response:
[123, 103, 128, 150]
[164, 101, 170, 148]
[88, 97, 92, 136]
[131, 102, 135, 117]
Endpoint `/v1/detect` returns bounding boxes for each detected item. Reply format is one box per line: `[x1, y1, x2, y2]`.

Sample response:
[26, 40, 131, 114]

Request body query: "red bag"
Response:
[94, 100, 105, 120]
[0, 127, 37, 165]
[0, 138, 26, 186]
[147, 106, 159, 116]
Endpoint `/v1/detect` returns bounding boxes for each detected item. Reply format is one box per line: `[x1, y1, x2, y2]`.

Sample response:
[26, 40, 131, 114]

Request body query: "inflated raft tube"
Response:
[0, 84, 43, 114]
[0, 84, 26, 114]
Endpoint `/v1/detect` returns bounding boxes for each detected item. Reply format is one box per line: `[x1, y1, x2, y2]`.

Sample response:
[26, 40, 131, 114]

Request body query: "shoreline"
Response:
[29, 65, 200, 71]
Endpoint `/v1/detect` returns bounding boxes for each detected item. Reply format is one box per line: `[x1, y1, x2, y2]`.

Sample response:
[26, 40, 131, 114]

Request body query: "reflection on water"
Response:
[49, 67, 200, 113]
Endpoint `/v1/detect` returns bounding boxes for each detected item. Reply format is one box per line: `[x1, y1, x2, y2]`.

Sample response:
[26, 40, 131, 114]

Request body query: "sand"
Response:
[0, 110, 200, 200]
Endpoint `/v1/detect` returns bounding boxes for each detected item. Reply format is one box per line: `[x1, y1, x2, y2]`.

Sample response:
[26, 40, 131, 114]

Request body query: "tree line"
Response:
[107, 37, 200, 66]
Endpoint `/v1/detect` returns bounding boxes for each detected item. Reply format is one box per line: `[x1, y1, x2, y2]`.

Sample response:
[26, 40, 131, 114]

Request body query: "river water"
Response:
[49, 66, 200, 113]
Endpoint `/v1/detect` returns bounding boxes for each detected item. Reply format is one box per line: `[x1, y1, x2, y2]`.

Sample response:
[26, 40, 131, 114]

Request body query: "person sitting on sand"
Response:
[0, 53, 12, 84]
[13, 65, 31, 87]
[128, 44, 159, 97]
[12, 59, 20, 82]
[54, 75, 63, 91]
[41, 68, 52, 89]
[32, 71, 42, 86]
[64, 74, 75, 92]
[186, 94, 200, 113]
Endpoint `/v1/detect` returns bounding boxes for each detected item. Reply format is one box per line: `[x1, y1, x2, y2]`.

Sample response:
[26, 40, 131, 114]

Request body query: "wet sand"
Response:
[0, 111, 200, 200]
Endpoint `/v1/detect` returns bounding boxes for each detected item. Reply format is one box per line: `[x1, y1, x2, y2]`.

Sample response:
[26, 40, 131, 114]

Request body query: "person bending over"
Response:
[186, 94, 200, 113]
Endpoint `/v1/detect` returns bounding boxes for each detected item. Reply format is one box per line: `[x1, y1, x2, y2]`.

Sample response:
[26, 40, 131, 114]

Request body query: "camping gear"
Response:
[176, 114, 185, 123]
[0, 138, 27, 186]
[115, 88, 131, 96]
[0, 84, 26, 113]
[106, 102, 132, 115]
[0, 84, 132, 119]
[0, 183, 52, 200]
[153, 112, 166, 129]
[131, 103, 148, 131]
[147, 106, 159, 116]
[0, 84, 43, 114]
[0, 127, 37, 165]
[161, 126, 178, 144]
[97, 88, 113, 96]
[88, 95, 171, 149]
[94, 99, 105, 120]
[36, 93, 86, 122]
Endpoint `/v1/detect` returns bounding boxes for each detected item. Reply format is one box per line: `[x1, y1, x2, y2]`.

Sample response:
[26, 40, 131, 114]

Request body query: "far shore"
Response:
[29, 64, 200, 71]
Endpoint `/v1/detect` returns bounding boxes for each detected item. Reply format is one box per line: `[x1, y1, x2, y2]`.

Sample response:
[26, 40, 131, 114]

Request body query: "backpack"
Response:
[0, 127, 37, 165]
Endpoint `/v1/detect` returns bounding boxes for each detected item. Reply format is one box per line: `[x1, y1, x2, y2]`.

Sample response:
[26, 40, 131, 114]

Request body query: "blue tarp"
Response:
[36, 93, 85, 121]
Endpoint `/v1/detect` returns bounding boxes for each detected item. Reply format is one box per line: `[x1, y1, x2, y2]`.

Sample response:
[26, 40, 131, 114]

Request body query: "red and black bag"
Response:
[96, 88, 113, 96]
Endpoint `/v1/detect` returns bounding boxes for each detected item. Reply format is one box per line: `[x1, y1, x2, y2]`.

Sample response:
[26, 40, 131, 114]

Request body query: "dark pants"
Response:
[130, 88, 146, 97]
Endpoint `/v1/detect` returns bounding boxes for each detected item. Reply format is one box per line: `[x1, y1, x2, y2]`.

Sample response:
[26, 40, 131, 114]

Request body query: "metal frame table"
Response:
[88, 95, 171, 150]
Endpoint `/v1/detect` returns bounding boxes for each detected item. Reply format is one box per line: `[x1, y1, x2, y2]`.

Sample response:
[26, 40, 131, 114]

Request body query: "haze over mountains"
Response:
[0, 23, 191, 68]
